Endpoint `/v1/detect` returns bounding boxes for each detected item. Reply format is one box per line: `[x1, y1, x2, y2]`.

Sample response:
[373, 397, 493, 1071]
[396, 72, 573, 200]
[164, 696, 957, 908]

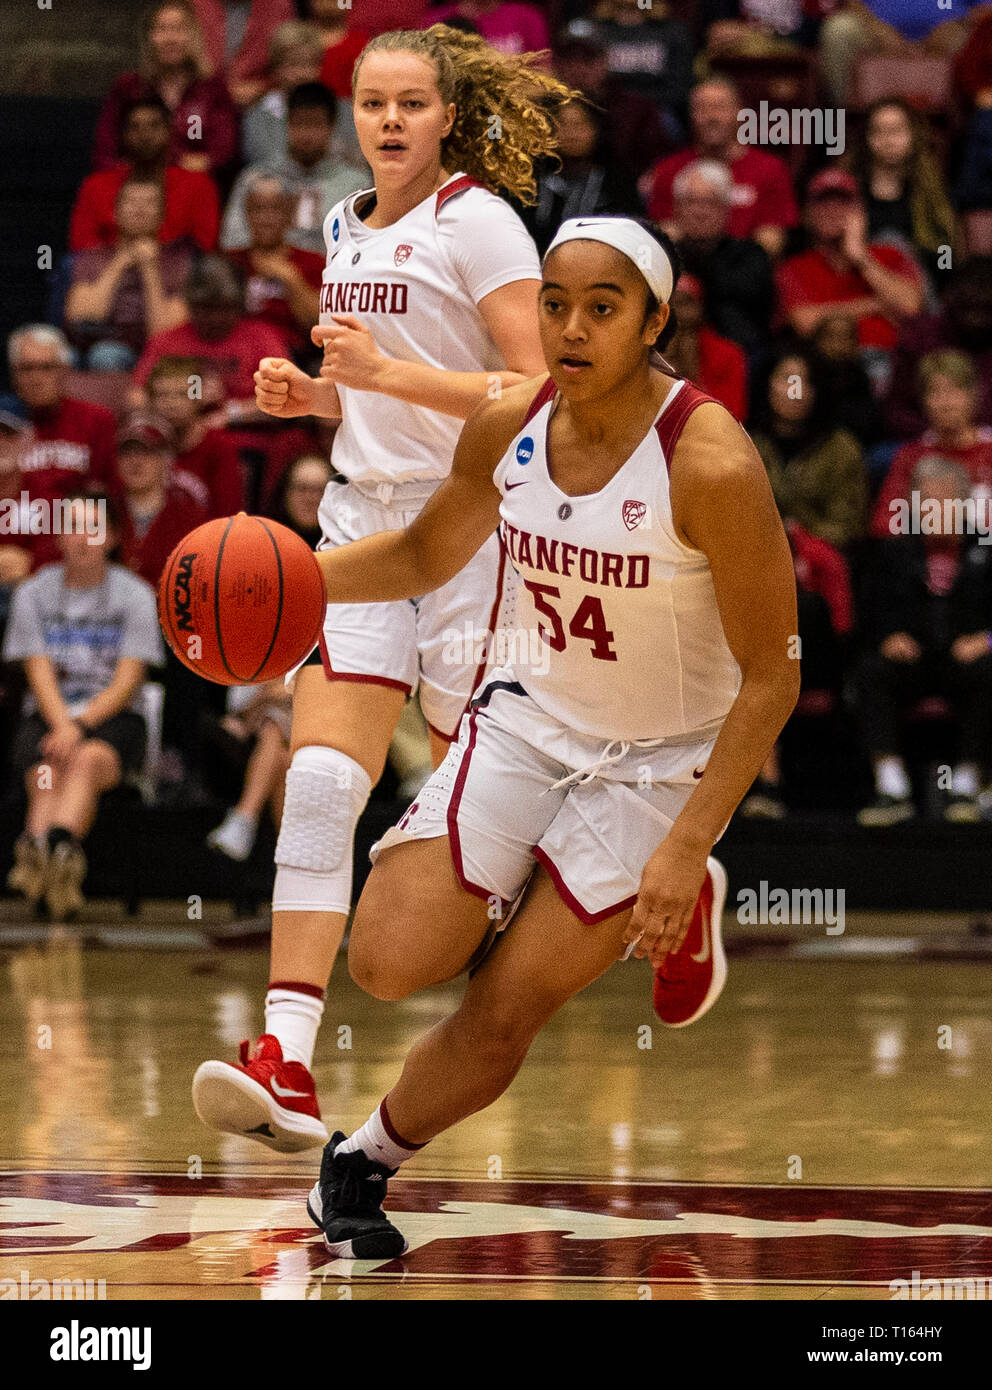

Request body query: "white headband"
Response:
[543, 217, 674, 305]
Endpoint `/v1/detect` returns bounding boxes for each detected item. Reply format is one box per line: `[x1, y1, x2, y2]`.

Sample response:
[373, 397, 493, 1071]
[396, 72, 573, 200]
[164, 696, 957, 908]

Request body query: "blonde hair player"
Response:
[192, 26, 575, 1151]
[296, 214, 802, 1258]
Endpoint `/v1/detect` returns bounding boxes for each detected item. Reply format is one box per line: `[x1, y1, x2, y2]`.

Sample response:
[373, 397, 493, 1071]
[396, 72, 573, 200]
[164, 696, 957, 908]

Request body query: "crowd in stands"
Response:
[3, 0, 992, 914]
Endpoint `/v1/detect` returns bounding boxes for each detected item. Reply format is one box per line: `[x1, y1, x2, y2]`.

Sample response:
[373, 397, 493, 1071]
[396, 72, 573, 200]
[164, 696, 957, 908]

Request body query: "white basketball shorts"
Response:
[302, 477, 505, 740]
[371, 671, 720, 923]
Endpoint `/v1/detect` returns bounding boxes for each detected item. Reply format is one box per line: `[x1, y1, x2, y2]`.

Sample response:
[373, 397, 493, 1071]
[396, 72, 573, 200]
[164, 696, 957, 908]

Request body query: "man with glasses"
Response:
[7, 326, 117, 570]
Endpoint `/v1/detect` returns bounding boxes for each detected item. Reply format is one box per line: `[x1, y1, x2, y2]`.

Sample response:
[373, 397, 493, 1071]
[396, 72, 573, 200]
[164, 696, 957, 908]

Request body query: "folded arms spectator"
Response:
[65, 179, 193, 373]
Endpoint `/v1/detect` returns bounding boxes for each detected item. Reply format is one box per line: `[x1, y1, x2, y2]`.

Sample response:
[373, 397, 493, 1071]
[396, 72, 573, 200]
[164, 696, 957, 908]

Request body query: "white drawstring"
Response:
[375, 481, 395, 507]
[546, 736, 666, 793]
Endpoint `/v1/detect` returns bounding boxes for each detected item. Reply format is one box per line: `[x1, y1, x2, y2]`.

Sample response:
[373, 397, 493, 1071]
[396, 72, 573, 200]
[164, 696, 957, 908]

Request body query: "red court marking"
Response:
[2, 1173, 991, 1287]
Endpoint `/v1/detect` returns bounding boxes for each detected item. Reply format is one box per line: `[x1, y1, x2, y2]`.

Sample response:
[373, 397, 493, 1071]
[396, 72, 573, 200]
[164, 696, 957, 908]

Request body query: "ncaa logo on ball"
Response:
[394, 243, 413, 266]
[622, 500, 647, 531]
[332, 217, 340, 242]
[173, 552, 197, 631]
[516, 437, 534, 466]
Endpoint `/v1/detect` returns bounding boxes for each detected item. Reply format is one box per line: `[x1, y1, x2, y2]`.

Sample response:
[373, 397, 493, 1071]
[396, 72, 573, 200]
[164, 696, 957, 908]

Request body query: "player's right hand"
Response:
[253, 357, 314, 418]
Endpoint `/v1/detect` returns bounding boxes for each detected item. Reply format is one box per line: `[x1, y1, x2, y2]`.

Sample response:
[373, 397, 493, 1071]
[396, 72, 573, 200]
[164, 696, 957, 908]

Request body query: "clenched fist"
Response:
[253, 357, 315, 418]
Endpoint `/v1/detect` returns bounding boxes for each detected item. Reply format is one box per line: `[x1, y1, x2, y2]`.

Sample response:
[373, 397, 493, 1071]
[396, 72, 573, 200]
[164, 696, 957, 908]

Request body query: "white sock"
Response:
[336, 1101, 424, 1169]
[876, 757, 910, 800]
[264, 986, 324, 1068]
[207, 810, 258, 861]
[951, 763, 979, 797]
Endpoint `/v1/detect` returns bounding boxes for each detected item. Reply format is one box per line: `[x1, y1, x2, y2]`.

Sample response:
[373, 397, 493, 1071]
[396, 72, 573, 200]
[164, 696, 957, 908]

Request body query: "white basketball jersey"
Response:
[320, 173, 540, 492]
[493, 376, 743, 742]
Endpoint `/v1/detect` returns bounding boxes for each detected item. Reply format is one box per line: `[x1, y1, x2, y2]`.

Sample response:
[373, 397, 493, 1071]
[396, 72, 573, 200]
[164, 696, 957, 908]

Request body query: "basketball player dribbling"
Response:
[299, 215, 801, 1257]
[192, 26, 575, 1150]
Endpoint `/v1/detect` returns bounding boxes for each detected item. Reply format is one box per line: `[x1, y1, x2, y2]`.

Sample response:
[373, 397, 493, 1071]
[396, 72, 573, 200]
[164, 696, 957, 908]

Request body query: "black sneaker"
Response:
[306, 1131, 408, 1259]
[857, 793, 915, 828]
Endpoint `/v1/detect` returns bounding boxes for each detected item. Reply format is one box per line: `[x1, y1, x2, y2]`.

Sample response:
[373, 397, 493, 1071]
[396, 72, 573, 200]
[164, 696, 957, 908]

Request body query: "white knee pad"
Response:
[273, 746, 372, 914]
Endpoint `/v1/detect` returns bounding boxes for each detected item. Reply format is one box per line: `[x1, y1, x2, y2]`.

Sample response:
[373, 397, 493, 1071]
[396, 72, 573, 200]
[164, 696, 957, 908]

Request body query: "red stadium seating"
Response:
[62, 369, 130, 418]
[848, 55, 953, 114]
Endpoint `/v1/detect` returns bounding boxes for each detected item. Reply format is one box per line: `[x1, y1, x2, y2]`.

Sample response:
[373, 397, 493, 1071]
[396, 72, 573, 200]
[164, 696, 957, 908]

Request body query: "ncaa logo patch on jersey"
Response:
[516, 437, 534, 466]
[394, 243, 413, 266]
[332, 217, 340, 242]
[623, 500, 647, 531]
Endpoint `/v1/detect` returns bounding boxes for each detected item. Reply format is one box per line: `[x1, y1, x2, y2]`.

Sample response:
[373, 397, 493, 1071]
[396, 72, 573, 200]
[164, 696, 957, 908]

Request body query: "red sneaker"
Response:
[192, 1034, 329, 1152]
[652, 857, 728, 1027]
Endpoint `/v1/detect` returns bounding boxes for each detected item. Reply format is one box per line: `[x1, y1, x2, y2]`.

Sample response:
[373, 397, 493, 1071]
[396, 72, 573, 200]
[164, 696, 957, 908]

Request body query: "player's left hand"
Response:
[311, 315, 386, 391]
[625, 835, 709, 966]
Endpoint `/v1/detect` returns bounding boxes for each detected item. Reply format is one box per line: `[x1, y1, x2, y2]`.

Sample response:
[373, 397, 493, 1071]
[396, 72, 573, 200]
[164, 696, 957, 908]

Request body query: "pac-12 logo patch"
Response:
[516, 437, 534, 466]
[332, 217, 340, 242]
[622, 500, 647, 531]
[394, 243, 413, 266]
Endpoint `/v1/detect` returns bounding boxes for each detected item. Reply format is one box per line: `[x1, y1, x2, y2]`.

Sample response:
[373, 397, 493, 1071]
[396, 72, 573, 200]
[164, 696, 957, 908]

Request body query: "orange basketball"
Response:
[158, 513, 326, 685]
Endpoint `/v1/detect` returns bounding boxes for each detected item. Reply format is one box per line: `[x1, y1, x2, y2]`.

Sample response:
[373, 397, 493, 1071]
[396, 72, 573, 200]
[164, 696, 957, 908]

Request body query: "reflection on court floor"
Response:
[1, 931, 991, 1299]
[3, 1171, 992, 1300]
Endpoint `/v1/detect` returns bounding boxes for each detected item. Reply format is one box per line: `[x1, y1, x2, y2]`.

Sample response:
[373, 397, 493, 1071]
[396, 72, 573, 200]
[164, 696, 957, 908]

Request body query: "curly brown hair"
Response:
[351, 24, 578, 206]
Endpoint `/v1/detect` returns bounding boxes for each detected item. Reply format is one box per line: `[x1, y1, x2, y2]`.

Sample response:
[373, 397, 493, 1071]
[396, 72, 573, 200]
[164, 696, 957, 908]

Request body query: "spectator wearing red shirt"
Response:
[0, 415, 33, 587]
[70, 96, 220, 253]
[663, 274, 749, 422]
[308, 0, 369, 98]
[191, 0, 297, 107]
[776, 168, 923, 391]
[872, 350, 992, 539]
[64, 179, 193, 373]
[225, 174, 323, 361]
[115, 413, 208, 587]
[884, 258, 992, 439]
[643, 77, 799, 259]
[134, 256, 288, 416]
[146, 356, 245, 517]
[7, 327, 118, 570]
[92, 1, 238, 179]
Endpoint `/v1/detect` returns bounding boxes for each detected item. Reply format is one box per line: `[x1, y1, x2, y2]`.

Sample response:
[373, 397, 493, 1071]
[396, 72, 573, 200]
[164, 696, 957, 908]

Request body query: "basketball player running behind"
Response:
[192, 26, 573, 1151]
[300, 215, 801, 1258]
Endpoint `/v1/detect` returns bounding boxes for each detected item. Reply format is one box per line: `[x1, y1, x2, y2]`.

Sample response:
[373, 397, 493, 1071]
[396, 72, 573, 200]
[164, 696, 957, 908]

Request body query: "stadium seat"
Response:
[848, 55, 953, 114]
[62, 369, 130, 416]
